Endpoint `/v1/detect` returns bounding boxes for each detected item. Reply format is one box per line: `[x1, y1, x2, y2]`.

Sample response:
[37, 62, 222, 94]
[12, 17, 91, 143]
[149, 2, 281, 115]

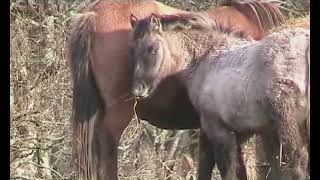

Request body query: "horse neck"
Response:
[164, 31, 226, 71]
[165, 30, 244, 72]
[163, 30, 252, 86]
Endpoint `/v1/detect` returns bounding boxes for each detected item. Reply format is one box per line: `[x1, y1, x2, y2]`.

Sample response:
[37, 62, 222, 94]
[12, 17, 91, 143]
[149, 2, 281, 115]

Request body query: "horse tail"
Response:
[306, 41, 310, 101]
[231, 1, 287, 33]
[67, 9, 103, 180]
[306, 42, 310, 172]
[305, 41, 310, 144]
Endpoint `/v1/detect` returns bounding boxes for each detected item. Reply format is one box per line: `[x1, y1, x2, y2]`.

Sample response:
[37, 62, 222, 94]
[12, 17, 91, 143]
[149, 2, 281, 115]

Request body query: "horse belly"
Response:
[195, 68, 269, 132]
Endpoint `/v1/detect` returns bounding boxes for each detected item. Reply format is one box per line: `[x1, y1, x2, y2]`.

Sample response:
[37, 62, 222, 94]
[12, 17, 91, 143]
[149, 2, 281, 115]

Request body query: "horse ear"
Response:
[130, 14, 138, 29]
[149, 14, 162, 33]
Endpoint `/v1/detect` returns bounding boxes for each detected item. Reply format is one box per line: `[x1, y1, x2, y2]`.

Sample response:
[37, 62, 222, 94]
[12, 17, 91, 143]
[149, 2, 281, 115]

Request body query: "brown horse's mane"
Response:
[232, 1, 287, 31]
[132, 1, 287, 40]
[133, 13, 251, 40]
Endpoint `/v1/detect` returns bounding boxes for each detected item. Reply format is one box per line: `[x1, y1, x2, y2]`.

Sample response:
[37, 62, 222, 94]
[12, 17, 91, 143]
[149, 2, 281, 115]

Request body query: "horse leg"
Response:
[260, 130, 281, 180]
[236, 136, 250, 180]
[96, 125, 119, 180]
[96, 101, 134, 180]
[291, 118, 310, 180]
[261, 124, 308, 180]
[295, 146, 309, 180]
[281, 134, 309, 180]
[266, 76, 310, 180]
[277, 112, 309, 179]
[201, 115, 243, 180]
[299, 116, 310, 179]
[197, 128, 215, 180]
[212, 130, 241, 180]
[285, 109, 310, 180]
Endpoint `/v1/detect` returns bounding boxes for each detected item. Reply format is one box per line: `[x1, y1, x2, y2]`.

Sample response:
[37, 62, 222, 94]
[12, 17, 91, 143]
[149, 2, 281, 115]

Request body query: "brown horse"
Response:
[67, 0, 286, 179]
[129, 14, 309, 180]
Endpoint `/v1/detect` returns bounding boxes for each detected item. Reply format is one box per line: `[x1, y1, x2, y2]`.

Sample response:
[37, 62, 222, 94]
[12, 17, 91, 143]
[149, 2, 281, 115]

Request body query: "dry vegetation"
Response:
[10, 0, 309, 179]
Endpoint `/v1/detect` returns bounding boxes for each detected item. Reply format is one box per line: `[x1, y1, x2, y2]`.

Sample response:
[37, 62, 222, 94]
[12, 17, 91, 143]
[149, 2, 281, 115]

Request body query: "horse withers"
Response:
[130, 14, 310, 180]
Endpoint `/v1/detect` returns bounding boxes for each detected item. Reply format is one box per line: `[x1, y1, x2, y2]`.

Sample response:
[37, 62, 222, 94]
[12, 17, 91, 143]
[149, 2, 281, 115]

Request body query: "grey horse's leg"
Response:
[201, 115, 242, 180]
[197, 128, 215, 180]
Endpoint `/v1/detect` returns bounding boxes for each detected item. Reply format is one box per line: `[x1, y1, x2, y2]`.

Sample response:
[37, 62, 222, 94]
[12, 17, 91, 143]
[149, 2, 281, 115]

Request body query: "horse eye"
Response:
[147, 46, 158, 54]
[151, 49, 158, 54]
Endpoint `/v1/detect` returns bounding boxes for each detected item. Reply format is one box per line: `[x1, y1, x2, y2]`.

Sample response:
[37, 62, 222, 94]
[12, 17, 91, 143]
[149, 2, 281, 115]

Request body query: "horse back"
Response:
[190, 28, 309, 131]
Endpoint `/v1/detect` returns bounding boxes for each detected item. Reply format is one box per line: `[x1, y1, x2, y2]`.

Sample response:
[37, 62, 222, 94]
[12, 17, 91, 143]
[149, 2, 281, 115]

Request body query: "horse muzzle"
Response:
[131, 81, 150, 98]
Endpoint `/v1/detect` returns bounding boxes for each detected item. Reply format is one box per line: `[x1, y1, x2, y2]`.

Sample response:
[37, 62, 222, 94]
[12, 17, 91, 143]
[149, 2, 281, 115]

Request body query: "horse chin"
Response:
[132, 86, 150, 99]
[132, 81, 158, 100]
[139, 93, 150, 99]
[139, 88, 153, 99]
[137, 86, 156, 100]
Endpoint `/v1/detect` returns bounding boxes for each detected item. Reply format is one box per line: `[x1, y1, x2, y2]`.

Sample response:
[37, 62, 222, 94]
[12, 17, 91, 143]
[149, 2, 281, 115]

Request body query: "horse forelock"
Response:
[132, 13, 194, 39]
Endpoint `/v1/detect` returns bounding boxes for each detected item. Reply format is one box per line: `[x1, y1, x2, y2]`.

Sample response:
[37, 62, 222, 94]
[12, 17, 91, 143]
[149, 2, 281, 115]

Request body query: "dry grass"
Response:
[10, 1, 82, 179]
[10, 0, 309, 179]
[270, 14, 310, 32]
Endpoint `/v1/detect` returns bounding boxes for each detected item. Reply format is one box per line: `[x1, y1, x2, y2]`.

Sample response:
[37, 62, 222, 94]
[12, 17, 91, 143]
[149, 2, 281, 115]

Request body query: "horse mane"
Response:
[133, 13, 251, 40]
[229, 1, 287, 32]
[78, 0, 101, 13]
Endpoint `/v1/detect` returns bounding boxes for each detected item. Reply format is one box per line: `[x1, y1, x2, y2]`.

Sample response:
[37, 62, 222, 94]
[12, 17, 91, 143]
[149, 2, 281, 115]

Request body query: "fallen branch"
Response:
[12, 110, 40, 120]
[27, 161, 64, 179]
[166, 130, 186, 161]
